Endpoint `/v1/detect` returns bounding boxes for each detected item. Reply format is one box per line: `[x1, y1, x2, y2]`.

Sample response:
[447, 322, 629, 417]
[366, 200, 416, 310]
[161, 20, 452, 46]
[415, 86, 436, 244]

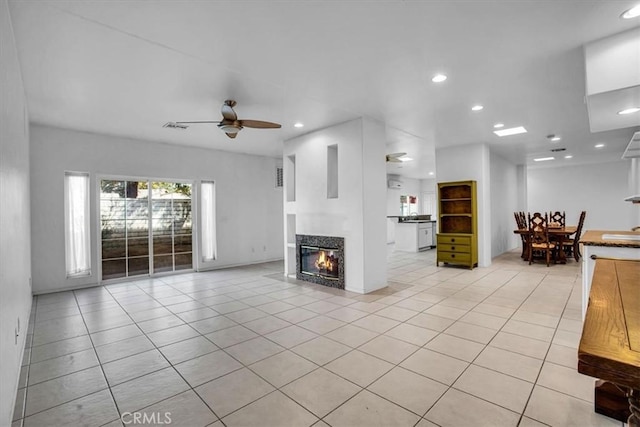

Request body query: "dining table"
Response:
[513, 225, 577, 263]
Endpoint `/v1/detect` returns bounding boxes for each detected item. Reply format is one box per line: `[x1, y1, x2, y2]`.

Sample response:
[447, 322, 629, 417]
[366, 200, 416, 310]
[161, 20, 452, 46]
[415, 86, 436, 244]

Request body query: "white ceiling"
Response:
[8, 0, 640, 179]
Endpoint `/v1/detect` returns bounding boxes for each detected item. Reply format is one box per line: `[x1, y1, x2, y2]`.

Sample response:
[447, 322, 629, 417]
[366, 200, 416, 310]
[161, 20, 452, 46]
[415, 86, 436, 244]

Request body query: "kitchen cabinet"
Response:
[394, 221, 436, 252]
[579, 230, 640, 320]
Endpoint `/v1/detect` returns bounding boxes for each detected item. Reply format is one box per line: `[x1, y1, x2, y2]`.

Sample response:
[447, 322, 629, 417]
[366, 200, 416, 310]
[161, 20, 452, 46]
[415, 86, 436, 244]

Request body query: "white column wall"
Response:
[283, 118, 387, 293]
[1, 1, 33, 423]
[362, 119, 389, 292]
[30, 125, 284, 294]
[490, 151, 520, 256]
[435, 143, 492, 267]
[527, 159, 634, 230]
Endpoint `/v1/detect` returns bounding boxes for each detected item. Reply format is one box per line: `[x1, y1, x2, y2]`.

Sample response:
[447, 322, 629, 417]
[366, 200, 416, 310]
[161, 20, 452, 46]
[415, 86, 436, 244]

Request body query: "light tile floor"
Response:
[12, 249, 623, 427]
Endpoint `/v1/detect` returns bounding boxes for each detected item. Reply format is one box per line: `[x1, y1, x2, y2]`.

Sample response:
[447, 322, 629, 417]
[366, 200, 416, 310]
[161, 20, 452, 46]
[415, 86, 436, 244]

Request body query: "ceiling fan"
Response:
[386, 152, 411, 163]
[170, 100, 281, 139]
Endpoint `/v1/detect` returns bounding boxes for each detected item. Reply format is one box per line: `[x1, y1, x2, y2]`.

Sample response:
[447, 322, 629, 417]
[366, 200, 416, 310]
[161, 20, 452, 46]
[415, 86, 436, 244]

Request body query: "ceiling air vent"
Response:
[163, 122, 188, 130]
[275, 167, 283, 188]
[550, 148, 566, 152]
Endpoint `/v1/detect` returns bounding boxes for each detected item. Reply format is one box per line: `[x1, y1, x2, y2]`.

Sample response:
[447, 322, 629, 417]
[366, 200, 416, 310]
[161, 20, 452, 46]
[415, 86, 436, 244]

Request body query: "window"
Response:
[64, 172, 91, 277]
[201, 181, 217, 261]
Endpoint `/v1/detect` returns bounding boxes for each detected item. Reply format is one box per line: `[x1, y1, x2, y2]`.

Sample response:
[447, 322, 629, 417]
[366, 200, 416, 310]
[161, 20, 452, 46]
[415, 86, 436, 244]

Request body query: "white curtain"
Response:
[65, 173, 91, 276]
[201, 181, 216, 261]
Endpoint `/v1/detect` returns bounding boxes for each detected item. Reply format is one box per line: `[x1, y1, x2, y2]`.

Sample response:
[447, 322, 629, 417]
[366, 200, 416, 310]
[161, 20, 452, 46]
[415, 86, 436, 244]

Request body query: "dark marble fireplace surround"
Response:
[296, 234, 345, 289]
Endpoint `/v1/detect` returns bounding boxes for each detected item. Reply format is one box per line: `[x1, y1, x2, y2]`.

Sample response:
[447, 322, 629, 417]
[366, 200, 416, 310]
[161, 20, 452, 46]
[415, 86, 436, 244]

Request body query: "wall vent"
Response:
[276, 167, 284, 188]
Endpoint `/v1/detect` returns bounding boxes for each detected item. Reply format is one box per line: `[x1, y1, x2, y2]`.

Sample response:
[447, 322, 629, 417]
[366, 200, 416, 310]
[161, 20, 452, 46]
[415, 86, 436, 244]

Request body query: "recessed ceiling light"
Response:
[494, 126, 527, 137]
[493, 123, 504, 128]
[432, 74, 447, 83]
[534, 157, 555, 162]
[595, 143, 605, 148]
[428, 171, 434, 176]
[294, 122, 304, 128]
[471, 105, 484, 111]
[399, 157, 413, 162]
[564, 155, 573, 159]
[618, 107, 640, 115]
[621, 4, 640, 19]
[547, 134, 561, 142]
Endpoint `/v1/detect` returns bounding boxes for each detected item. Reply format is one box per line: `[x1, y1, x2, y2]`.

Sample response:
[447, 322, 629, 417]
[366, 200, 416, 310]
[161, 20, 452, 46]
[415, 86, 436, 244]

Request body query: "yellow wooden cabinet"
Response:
[436, 180, 478, 269]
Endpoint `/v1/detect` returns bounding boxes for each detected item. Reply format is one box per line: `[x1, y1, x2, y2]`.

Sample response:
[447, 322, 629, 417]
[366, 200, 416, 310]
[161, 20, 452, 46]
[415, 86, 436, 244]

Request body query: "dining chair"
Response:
[562, 211, 586, 262]
[549, 211, 566, 227]
[514, 212, 528, 258]
[528, 212, 557, 266]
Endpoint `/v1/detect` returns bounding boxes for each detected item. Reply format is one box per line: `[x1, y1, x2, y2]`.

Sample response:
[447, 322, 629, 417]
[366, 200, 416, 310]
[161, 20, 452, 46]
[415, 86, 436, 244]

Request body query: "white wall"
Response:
[283, 118, 387, 293]
[527, 159, 634, 230]
[436, 143, 492, 267]
[490, 151, 520, 257]
[1, 1, 33, 423]
[30, 125, 284, 294]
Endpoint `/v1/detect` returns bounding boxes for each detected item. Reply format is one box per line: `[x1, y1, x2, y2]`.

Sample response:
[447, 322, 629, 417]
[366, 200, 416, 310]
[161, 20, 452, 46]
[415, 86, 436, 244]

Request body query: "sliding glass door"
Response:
[151, 182, 192, 274]
[100, 179, 192, 280]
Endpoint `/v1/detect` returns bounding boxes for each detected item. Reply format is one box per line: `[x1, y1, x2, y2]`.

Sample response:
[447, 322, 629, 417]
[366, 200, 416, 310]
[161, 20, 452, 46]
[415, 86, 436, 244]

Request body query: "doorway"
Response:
[100, 179, 193, 280]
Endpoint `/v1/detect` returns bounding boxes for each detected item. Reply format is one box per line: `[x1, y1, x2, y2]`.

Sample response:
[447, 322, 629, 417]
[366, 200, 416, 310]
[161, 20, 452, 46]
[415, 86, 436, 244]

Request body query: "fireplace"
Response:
[296, 235, 345, 289]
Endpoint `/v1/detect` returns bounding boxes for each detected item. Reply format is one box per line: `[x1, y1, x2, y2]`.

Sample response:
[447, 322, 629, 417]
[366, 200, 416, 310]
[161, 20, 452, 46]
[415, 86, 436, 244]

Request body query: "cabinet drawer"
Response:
[438, 251, 471, 263]
[442, 244, 470, 254]
[437, 235, 471, 246]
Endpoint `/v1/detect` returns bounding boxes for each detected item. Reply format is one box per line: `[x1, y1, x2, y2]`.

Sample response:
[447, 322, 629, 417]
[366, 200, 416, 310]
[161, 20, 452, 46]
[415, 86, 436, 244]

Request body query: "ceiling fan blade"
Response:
[386, 152, 407, 162]
[239, 119, 282, 129]
[221, 101, 237, 121]
[225, 132, 237, 139]
[387, 152, 407, 158]
[175, 121, 221, 124]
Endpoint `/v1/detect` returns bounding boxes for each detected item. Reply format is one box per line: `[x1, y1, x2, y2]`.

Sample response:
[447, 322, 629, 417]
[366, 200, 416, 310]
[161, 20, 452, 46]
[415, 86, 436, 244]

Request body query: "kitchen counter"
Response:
[579, 230, 640, 320]
[580, 230, 640, 248]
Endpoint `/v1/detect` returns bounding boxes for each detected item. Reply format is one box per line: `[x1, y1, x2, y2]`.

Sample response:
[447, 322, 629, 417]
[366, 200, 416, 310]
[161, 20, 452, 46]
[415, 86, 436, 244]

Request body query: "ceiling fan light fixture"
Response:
[218, 124, 242, 133]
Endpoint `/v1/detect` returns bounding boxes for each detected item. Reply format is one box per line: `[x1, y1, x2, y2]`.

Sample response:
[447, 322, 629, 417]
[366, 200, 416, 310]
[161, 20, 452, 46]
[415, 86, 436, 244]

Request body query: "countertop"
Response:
[580, 230, 640, 248]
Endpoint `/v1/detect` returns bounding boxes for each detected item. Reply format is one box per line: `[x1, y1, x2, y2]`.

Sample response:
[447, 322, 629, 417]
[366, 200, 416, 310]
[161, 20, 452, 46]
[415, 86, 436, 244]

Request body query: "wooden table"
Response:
[513, 226, 577, 263]
[578, 258, 640, 426]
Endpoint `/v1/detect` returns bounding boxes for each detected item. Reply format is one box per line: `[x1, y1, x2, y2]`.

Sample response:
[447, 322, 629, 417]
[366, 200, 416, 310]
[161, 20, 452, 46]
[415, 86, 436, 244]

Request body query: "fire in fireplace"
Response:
[300, 246, 339, 280]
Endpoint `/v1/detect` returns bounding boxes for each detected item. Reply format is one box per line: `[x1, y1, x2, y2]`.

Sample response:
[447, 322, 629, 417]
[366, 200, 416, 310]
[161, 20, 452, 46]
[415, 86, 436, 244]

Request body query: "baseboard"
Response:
[196, 257, 284, 272]
[7, 296, 32, 424]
